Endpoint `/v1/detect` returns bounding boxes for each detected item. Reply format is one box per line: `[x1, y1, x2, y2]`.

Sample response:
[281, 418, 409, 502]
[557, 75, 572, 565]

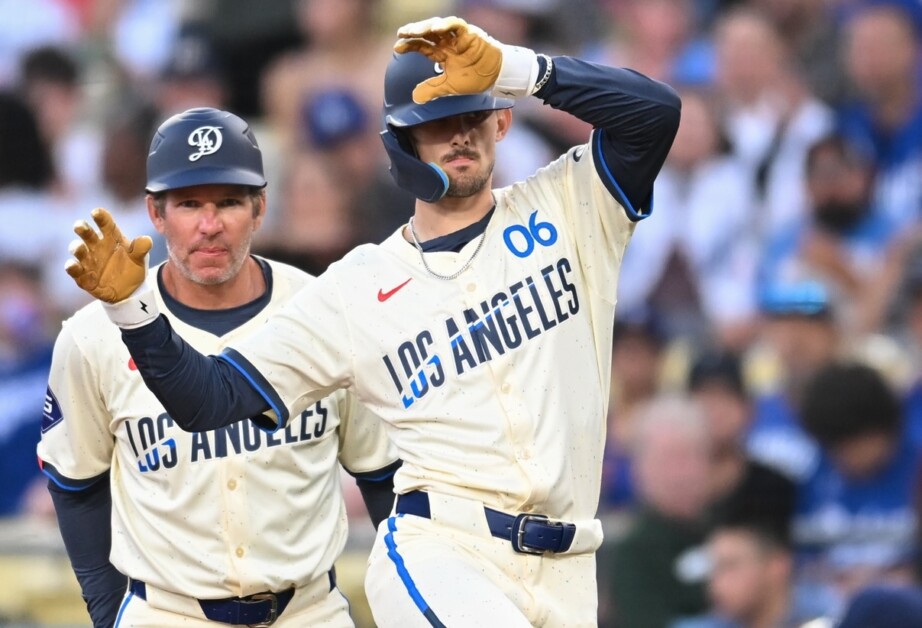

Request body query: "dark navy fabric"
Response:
[157, 257, 272, 337]
[537, 55, 680, 215]
[48, 476, 128, 628]
[395, 490, 577, 553]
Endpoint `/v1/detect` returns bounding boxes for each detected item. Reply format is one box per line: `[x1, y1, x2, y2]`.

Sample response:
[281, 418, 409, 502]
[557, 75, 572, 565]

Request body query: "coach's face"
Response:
[409, 109, 511, 198]
[148, 183, 265, 286]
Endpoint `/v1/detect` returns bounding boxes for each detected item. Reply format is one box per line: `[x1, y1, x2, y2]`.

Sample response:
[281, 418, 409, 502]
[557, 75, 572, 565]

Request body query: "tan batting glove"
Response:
[395, 16, 540, 104]
[66, 208, 159, 328]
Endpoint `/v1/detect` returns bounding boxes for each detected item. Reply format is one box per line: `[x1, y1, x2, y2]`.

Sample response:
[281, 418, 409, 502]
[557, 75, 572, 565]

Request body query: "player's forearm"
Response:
[121, 315, 270, 432]
[49, 479, 127, 628]
[536, 55, 680, 134]
[537, 56, 681, 209]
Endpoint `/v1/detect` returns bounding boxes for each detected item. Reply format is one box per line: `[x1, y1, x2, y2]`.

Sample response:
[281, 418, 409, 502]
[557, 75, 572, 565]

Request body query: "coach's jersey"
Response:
[230, 139, 635, 521]
[38, 259, 396, 599]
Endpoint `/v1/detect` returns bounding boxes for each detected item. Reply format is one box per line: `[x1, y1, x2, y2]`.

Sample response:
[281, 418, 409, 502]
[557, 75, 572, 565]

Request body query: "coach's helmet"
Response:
[381, 51, 513, 202]
[145, 107, 266, 193]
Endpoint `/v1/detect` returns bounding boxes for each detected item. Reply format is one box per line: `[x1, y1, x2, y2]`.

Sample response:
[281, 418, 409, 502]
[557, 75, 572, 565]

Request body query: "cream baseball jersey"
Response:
[38, 259, 397, 599]
[225, 142, 634, 522]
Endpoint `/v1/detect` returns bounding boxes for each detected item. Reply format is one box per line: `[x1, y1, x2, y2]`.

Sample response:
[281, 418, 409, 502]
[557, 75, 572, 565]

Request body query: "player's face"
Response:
[409, 109, 511, 198]
[148, 184, 265, 286]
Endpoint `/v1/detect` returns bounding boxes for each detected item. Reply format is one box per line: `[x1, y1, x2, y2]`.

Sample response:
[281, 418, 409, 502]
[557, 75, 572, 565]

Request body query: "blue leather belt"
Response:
[395, 490, 577, 554]
[128, 569, 335, 626]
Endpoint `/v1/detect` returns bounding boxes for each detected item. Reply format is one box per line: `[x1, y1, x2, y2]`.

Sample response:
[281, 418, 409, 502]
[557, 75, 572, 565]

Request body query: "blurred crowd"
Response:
[3, 0, 922, 626]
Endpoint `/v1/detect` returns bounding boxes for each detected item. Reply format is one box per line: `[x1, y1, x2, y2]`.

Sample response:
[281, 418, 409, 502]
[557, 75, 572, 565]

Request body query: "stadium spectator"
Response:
[745, 281, 839, 482]
[18, 45, 103, 202]
[712, 6, 834, 241]
[601, 396, 713, 627]
[299, 87, 413, 242]
[687, 350, 795, 538]
[617, 87, 758, 347]
[254, 149, 364, 277]
[261, 0, 391, 157]
[838, 0, 922, 230]
[796, 362, 920, 603]
[0, 262, 55, 516]
[678, 517, 829, 628]
[748, 0, 848, 106]
[759, 133, 896, 333]
[600, 309, 668, 512]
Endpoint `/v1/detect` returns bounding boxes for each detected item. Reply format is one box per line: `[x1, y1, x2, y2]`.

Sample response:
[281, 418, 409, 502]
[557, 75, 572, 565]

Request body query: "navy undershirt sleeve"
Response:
[121, 315, 272, 432]
[352, 460, 402, 530]
[535, 55, 681, 216]
[48, 476, 127, 628]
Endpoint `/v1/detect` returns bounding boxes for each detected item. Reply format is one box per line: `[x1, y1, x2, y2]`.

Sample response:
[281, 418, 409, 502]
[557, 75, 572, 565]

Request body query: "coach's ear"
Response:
[252, 189, 267, 232]
[146, 195, 166, 235]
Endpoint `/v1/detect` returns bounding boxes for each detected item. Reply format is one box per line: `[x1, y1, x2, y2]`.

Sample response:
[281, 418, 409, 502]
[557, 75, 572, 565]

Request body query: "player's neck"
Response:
[161, 256, 266, 311]
[408, 187, 494, 241]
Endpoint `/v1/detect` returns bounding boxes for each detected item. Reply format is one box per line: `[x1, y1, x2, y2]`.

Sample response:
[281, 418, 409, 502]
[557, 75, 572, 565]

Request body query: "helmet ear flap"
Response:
[380, 130, 448, 203]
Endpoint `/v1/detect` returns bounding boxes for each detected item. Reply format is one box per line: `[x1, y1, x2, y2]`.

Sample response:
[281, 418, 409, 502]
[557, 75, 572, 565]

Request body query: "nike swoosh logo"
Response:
[377, 278, 413, 302]
[573, 146, 585, 162]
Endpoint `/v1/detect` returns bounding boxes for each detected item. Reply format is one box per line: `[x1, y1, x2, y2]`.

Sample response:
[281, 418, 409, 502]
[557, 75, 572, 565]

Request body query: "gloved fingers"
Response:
[397, 16, 468, 41]
[64, 258, 84, 280]
[127, 236, 153, 263]
[90, 207, 127, 247]
[412, 76, 451, 104]
[73, 219, 100, 248]
[394, 38, 448, 61]
[65, 260, 99, 294]
[70, 240, 93, 265]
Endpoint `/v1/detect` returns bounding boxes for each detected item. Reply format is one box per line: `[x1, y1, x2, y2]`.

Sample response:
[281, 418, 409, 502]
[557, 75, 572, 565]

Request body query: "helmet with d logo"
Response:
[146, 107, 266, 193]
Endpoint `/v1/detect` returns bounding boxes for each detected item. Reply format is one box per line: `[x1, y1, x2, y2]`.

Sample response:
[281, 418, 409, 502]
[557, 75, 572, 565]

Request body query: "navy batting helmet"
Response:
[146, 107, 266, 193]
[380, 52, 513, 202]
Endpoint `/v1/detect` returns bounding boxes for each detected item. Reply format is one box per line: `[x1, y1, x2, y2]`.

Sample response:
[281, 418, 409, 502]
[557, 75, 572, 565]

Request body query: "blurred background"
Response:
[3, 0, 922, 626]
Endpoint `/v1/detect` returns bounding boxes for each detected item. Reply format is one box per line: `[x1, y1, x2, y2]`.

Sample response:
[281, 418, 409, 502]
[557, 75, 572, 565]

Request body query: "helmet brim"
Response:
[145, 165, 267, 193]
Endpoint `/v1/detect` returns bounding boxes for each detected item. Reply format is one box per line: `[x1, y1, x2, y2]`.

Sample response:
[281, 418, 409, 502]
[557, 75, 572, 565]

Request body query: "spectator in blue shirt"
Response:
[746, 281, 839, 482]
[795, 361, 920, 603]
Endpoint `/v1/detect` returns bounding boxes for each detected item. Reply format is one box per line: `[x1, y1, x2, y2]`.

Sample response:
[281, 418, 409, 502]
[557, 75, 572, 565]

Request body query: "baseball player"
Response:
[63, 17, 680, 627]
[38, 107, 399, 628]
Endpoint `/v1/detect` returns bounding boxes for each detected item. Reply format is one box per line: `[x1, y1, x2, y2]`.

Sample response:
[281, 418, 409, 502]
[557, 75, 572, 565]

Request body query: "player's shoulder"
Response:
[257, 256, 316, 297]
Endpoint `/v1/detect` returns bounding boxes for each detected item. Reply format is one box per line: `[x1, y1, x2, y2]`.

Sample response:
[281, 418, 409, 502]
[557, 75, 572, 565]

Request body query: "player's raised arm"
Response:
[65, 208, 271, 432]
[396, 15, 681, 219]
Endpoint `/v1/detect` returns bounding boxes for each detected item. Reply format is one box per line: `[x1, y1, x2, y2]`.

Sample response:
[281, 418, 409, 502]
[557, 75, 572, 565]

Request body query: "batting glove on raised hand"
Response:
[394, 16, 542, 103]
[66, 208, 159, 328]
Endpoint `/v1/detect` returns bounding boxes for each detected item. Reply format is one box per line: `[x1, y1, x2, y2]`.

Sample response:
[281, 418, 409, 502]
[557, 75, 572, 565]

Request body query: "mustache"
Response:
[442, 149, 479, 163]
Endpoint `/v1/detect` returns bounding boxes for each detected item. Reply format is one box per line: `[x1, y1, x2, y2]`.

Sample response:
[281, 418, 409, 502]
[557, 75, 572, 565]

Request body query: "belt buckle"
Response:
[511, 513, 551, 554]
[245, 592, 278, 627]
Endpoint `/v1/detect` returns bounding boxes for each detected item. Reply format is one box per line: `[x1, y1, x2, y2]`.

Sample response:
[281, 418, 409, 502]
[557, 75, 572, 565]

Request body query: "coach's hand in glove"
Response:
[395, 16, 544, 104]
[66, 208, 158, 328]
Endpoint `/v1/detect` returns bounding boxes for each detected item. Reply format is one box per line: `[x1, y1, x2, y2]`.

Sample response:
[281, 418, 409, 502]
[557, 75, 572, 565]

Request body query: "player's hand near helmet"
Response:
[395, 16, 543, 104]
[66, 208, 159, 328]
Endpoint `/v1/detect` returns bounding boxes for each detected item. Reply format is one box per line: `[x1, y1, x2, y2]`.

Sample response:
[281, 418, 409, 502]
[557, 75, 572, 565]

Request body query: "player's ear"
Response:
[495, 109, 512, 142]
[146, 194, 167, 234]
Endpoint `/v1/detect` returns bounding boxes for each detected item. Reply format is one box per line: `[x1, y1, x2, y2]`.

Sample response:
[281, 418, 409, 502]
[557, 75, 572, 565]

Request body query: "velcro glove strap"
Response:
[491, 45, 540, 98]
[102, 283, 158, 329]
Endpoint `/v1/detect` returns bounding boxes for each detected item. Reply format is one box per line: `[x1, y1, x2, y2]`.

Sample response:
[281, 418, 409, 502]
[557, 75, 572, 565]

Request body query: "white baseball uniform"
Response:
[38, 259, 397, 627]
[220, 141, 634, 626]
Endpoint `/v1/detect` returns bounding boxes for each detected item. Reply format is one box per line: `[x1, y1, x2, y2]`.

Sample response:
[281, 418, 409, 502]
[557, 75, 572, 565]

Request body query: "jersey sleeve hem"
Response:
[592, 129, 653, 222]
[218, 349, 289, 431]
[40, 460, 108, 492]
[345, 459, 402, 481]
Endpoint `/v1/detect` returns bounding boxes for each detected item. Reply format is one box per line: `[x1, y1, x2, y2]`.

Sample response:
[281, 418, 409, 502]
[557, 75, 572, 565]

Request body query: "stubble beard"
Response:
[445, 160, 495, 198]
[166, 233, 253, 286]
